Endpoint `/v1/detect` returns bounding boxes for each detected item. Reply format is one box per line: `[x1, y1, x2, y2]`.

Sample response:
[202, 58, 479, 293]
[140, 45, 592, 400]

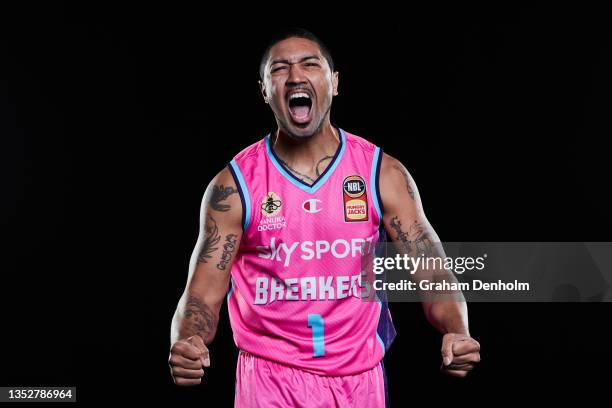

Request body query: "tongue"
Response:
[291, 105, 310, 119]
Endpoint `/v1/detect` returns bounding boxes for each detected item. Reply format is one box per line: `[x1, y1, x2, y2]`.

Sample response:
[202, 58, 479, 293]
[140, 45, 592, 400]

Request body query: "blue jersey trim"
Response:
[265, 129, 346, 194]
[371, 146, 384, 221]
[228, 160, 251, 231]
[375, 293, 387, 355]
[226, 276, 235, 302]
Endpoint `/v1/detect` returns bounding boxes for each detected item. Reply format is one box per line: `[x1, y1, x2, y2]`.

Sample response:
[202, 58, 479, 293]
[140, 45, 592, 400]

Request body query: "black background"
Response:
[2, 3, 611, 406]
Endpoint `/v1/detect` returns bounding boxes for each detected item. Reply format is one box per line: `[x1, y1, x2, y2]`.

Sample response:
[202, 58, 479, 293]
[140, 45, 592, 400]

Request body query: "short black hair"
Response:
[259, 28, 335, 80]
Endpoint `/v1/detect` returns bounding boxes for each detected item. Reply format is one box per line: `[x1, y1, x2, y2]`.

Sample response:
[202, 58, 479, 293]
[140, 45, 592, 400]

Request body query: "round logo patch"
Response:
[343, 176, 366, 198]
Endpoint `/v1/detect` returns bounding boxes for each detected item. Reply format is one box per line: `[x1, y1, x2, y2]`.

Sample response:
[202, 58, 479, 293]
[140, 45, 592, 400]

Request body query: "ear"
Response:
[332, 71, 339, 96]
[259, 80, 269, 104]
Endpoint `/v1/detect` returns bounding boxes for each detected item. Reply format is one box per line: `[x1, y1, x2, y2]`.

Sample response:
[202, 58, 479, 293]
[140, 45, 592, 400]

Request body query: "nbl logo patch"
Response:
[342, 175, 368, 222]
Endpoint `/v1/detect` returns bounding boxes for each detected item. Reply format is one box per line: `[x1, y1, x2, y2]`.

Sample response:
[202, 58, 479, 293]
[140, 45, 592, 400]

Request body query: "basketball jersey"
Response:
[226, 129, 396, 376]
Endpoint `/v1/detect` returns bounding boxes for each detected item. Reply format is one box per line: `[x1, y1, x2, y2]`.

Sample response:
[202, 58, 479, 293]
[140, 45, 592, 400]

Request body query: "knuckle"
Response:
[171, 342, 184, 353]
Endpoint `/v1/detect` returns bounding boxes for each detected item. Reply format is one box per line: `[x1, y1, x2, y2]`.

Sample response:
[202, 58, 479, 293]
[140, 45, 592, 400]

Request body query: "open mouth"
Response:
[288, 92, 313, 124]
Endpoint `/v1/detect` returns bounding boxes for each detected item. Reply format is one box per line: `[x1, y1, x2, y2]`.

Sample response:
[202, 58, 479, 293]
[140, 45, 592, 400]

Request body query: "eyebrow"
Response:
[270, 55, 321, 66]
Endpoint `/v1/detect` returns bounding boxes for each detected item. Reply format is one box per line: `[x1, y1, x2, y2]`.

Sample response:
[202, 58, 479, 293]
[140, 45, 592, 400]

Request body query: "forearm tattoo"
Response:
[183, 295, 218, 343]
[389, 216, 435, 256]
[211, 184, 237, 212]
[197, 215, 220, 263]
[217, 233, 238, 271]
[392, 164, 415, 200]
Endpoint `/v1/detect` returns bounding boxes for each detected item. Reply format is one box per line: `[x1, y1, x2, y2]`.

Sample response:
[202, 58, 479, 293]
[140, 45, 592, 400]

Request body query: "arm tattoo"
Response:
[390, 216, 435, 256]
[183, 295, 218, 343]
[217, 233, 238, 271]
[393, 164, 415, 200]
[211, 184, 237, 212]
[390, 216, 411, 251]
[197, 215, 220, 263]
[315, 155, 334, 177]
[409, 221, 435, 257]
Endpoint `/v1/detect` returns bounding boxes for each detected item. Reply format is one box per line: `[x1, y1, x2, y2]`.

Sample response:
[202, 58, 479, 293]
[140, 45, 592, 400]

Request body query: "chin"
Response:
[289, 128, 316, 140]
[282, 123, 316, 140]
[282, 118, 325, 140]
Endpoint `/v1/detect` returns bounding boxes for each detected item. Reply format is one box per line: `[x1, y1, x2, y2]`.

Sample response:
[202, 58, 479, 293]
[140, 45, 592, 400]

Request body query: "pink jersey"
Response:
[227, 129, 396, 376]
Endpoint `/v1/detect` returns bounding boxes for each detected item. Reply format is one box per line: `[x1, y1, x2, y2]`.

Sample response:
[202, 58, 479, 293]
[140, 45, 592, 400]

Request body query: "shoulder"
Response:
[342, 129, 378, 154]
[205, 166, 242, 209]
[200, 166, 243, 227]
[211, 166, 237, 187]
[379, 152, 423, 213]
[233, 136, 267, 164]
[379, 152, 407, 181]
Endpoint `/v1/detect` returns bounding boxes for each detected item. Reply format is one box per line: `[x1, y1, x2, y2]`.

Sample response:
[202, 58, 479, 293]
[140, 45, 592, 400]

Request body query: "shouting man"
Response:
[169, 28, 480, 407]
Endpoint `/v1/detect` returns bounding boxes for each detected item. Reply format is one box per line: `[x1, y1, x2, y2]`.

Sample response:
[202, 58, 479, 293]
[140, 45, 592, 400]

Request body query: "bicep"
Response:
[379, 154, 440, 255]
[184, 167, 243, 307]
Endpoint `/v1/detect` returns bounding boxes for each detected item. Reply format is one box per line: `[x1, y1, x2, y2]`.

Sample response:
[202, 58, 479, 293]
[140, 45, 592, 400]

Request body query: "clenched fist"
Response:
[169, 335, 210, 386]
[440, 333, 481, 378]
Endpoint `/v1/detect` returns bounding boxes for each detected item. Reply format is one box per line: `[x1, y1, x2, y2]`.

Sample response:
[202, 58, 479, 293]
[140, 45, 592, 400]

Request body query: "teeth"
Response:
[289, 92, 310, 100]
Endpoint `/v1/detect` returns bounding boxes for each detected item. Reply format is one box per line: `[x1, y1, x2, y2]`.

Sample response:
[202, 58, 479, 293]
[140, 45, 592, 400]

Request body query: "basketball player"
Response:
[169, 29, 480, 407]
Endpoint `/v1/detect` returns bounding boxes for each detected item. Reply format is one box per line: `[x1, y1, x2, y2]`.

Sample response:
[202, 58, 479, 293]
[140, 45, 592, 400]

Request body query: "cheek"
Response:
[268, 86, 286, 108]
[265, 78, 283, 100]
[315, 80, 334, 102]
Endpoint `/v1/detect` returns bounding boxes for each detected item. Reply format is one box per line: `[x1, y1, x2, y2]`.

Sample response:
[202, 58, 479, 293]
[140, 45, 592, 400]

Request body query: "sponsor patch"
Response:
[261, 192, 282, 217]
[342, 175, 368, 222]
[259, 192, 286, 231]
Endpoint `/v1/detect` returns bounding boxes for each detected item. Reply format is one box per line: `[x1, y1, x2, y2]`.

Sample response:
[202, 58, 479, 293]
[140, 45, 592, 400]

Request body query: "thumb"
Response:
[187, 335, 210, 368]
[441, 333, 455, 366]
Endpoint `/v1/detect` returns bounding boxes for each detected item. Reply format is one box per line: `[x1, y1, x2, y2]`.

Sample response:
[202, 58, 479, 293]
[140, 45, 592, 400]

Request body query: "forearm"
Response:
[171, 292, 221, 345]
[386, 217, 470, 335]
[424, 300, 469, 336]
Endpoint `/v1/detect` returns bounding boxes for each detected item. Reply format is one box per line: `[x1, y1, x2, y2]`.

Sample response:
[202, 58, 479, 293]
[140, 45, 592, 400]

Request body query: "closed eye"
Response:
[272, 66, 288, 73]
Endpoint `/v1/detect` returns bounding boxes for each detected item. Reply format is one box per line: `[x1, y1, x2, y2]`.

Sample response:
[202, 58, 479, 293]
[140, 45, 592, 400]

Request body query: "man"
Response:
[169, 28, 480, 407]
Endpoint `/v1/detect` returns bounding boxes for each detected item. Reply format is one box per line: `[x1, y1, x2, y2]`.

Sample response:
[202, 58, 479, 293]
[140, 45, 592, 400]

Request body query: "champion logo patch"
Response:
[302, 198, 322, 213]
[342, 175, 368, 222]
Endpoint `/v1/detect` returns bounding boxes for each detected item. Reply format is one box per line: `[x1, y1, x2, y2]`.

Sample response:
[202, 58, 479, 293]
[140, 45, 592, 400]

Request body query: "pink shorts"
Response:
[234, 351, 388, 408]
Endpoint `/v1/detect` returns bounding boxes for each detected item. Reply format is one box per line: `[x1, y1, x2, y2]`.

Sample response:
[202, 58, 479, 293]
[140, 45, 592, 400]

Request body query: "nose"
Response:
[287, 64, 307, 86]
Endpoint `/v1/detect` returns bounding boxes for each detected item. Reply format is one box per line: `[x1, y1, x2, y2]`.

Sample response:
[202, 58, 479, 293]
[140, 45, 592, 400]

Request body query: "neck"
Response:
[270, 121, 340, 184]
[273, 122, 339, 161]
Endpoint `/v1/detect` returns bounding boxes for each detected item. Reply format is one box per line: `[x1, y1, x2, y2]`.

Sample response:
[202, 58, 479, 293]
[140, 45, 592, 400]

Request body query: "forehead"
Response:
[267, 37, 324, 64]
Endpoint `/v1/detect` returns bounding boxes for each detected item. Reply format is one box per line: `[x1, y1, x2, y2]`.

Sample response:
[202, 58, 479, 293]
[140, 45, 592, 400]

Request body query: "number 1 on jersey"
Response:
[307, 314, 325, 357]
